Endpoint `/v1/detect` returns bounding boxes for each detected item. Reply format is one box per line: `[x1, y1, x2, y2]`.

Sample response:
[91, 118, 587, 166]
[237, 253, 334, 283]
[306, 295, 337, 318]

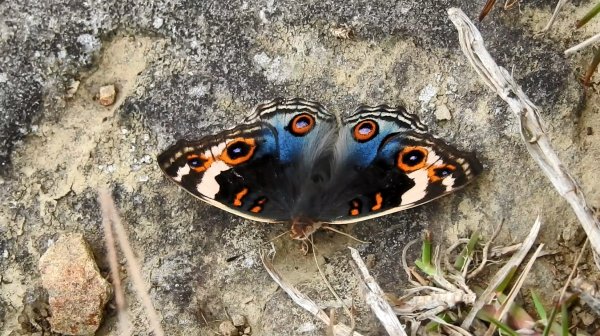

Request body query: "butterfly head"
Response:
[290, 217, 323, 240]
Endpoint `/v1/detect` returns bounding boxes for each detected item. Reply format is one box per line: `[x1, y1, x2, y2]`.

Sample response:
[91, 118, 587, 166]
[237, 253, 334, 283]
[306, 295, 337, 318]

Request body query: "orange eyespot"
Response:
[371, 192, 383, 211]
[353, 119, 379, 142]
[428, 164, 457, 182]
[220, 138, 256, 166]
[288, 113, 315, 136]
[186, 154, 213, 172]
[233, 188, 249, 207]
[397, 146, 428, 172]
[349, 199, 362, 216]
[249, 197, 268, 213]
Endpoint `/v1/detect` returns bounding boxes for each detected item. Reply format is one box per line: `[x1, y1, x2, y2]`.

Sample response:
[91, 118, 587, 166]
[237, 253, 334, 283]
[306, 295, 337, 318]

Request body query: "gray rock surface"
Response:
[1, 0, 599, 335]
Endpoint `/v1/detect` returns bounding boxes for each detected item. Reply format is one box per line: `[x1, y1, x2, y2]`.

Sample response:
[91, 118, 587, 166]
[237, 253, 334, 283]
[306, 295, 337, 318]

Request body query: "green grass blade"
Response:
[561, 302, 569, 336]
[454, 231, 479, 271]
[576, 2, 600, 28]
[415, 230, 437, 276]
[495, 266, 517, 293]
[531, 290, 548, 323]
[478, 311, 519, 336]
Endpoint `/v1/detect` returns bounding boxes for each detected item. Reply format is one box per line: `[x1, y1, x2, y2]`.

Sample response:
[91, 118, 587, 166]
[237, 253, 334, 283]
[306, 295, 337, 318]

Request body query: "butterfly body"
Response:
[158, 98, 482, 239]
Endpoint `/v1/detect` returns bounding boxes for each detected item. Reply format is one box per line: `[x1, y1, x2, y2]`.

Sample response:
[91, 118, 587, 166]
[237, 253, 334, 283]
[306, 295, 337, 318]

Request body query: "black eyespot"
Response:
[296, 116, 311, 128]
[402, 150, 426, 166]
[227, 141, 251, 159]
[188, 158, 203, 167]
[436, 169, 451, 177]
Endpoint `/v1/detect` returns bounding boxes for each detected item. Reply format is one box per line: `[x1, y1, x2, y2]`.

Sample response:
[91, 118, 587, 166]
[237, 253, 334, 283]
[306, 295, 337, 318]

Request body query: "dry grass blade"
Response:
[349, 247, 408, 336]
[565, 32, 600, 55]
[479, 0, 497, 21]
[582, 46, 600, 87]
[448, 7, 600, 267]
[459, 216, 541, 329]
[99, 189, 132, 335]
[483, 243, 545, 336]
[259, 250, 364, 336]
[430, 316, 473, 336]
[98, 188, 165, 336]
[540, 0, 569, 32]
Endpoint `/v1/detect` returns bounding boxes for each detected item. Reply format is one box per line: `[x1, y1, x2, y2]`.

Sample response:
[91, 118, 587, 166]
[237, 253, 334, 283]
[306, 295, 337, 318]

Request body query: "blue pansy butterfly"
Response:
[158, 98, 482, 239]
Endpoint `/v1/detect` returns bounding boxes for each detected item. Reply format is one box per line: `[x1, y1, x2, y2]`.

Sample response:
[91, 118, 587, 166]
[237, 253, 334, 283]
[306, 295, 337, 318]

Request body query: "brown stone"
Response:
[219, 320, 239, 336]
[38, 233, 112, 335]
[98, 84, 116, 106]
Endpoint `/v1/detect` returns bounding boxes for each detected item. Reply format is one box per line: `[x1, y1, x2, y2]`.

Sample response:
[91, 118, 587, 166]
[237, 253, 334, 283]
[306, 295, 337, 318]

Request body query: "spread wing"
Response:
[157, 98, 337, 223]
[312, 104, 482, 224]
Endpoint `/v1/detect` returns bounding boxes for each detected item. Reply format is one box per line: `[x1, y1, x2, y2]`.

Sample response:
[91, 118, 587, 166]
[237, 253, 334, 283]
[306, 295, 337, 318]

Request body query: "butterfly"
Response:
[158, 98, 482, 240]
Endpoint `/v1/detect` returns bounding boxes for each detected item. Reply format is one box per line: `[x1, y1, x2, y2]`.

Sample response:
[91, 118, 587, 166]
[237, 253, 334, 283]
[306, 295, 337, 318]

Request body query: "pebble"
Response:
[219, 320, 239, 336]
[232, 314, 246, 327]
[38, 233, 111, 335]
[435, 104, 452, 121]
[98, 84, 117, 106]
[66, 80, 80, 98]
[580, 311, 595, 326]
[244, 326, 251, 335]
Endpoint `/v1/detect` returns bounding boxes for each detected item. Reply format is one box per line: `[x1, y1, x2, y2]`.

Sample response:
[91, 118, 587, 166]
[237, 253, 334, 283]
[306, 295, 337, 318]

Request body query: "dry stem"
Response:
[349, 247, 408, 336]
[449, 7, 600, 266]
[98, 188, 165, 336]
[459, 216, 541, 329]
[260, 249, 363, 336]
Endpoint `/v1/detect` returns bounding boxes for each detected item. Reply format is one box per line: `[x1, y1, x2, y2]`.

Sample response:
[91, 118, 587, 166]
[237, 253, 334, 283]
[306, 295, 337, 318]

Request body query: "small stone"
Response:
[140, 154, 152, 164]
[366, 254, 376, 269]
[435, 104, 452, 121]
[418, 84, 438, 104]
[65, 80, 80, 98]
[38, 233, 111, 335]
[580, 312, 594, 326]
[98, 84, 117, 106]
[244, 326, 251, 334]
[219, 320, 239, 336]
[232, 314, 246, 327]
[153, 17, 164, 29]
[330, 25, 354, 39]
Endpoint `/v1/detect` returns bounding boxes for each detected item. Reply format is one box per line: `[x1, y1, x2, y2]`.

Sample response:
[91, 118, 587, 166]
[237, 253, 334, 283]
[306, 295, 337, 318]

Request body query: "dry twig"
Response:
[459, 216, 541, 329]
[448, 7, 600, 266]
[565, 32, 600, 55]
[540, 0, 569, 33]
[98, 188, 165, 336]
[99, 190, 132, 335]
[349, 247, 408, 336]
[260, 249, 363, 336]
[483, 243, 545, 336]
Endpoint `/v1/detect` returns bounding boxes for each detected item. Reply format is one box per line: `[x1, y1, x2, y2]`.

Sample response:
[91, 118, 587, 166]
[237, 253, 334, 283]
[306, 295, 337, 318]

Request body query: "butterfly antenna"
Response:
[322, 225, 370, 244]
[226, 230, 290, 262]
[309, 235, 356, 329]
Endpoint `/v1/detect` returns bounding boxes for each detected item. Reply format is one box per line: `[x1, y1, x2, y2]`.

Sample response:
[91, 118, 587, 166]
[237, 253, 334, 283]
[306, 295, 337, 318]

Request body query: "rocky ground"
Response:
[1, 0, 600, 335]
